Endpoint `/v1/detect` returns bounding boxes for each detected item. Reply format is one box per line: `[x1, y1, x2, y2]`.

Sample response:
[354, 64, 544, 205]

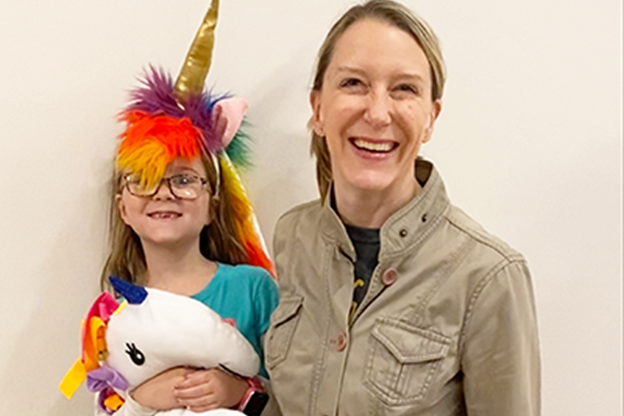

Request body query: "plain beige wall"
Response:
[0, 0, 621, 414]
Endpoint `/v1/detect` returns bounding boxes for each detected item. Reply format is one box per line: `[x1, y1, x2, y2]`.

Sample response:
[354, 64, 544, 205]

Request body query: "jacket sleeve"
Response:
[461, 259, 541, 416]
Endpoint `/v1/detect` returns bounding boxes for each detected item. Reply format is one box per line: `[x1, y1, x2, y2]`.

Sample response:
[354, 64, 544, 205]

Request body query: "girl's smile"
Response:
[147, 209, 183, 219]
[148, 212, 182, 220]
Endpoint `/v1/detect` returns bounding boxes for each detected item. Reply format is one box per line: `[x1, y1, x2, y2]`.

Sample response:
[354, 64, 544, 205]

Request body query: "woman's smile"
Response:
[349, 137, 398, 157]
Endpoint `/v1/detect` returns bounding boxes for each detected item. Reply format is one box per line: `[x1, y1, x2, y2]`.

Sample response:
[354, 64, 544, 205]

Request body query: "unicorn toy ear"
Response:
[109, 277, 147, 305]
[212, 97, 248, 147]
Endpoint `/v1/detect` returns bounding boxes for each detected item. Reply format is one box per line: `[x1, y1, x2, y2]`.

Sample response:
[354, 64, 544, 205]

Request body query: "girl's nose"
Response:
[152, 179, 175, 200]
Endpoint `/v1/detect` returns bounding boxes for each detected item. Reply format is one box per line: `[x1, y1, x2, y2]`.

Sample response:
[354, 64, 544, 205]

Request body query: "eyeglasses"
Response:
[123, 174, 209, 200]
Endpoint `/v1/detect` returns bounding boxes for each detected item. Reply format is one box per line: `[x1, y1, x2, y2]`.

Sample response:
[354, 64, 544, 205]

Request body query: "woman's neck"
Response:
[141, 241, 216, 296]
[334, 178, 420, 229]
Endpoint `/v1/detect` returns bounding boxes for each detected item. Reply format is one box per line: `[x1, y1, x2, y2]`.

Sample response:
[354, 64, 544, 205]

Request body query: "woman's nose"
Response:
[363, 91, 392, 127]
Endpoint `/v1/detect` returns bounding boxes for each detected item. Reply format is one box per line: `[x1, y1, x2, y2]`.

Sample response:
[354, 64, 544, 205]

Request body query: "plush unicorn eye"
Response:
[125, 343, 145, 366]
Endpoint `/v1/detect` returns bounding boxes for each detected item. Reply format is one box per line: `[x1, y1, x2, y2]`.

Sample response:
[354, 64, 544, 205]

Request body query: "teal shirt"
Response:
[191, 263, 279, 377]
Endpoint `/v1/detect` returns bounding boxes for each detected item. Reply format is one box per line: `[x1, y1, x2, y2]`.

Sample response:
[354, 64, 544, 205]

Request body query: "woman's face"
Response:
[311, 18, 441, 196]
[117, 157, 211, 249]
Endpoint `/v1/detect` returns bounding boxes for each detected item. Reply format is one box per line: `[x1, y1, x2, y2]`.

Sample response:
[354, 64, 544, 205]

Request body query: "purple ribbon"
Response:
[87, 365, 129, 392]
[87, 366, 129, 414]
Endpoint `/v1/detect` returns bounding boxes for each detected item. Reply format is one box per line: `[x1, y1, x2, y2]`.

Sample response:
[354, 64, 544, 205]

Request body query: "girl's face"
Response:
[310, 18, 441, 197]
[117, 157, 211, 249]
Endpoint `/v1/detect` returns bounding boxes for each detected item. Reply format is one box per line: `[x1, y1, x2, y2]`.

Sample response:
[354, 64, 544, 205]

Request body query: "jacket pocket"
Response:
[364, 317, 451, 406]
[265, 295, 304, 370]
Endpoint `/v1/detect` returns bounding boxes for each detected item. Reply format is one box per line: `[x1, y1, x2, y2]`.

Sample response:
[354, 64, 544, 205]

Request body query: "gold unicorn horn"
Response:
[174, 0, 220, 102]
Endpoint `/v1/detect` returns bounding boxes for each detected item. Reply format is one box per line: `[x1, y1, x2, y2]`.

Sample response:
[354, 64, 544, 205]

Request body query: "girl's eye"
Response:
[171, 175, 195, 187]
[125, 175, 141, 185]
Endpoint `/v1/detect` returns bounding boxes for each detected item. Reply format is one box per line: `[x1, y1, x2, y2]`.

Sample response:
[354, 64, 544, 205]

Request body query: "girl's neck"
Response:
[334, 178, 420, 229]
[141, 241, 217, 297]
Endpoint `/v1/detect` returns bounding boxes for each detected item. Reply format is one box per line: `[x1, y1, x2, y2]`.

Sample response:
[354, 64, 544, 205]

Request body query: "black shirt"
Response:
[344, 223, 380, 319]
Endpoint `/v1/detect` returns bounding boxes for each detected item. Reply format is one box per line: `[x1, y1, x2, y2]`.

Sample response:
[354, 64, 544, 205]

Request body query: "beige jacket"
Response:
[265, 160, 540, 416]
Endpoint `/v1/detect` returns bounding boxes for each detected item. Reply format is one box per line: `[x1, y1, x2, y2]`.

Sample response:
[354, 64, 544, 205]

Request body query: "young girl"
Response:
[94, 1, 278, 414]
[99, 109, 277, 415]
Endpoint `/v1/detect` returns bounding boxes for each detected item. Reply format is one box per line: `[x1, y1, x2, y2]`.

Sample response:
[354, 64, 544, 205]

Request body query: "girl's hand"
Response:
[173, 368, 248, 412]
[130, 367, 193, 410]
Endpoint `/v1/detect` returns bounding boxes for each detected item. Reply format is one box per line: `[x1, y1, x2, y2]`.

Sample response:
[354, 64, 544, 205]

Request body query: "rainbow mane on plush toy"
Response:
[60, 277, 260, 415]
[114, 0, 272, 275]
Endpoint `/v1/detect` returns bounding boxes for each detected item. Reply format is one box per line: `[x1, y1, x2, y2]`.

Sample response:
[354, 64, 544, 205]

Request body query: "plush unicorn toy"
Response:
[60, 277, 259, 416]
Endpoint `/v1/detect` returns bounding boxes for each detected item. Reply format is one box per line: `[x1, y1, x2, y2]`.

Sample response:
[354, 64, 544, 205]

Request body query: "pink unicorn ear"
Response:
[85, 292, 120, 325]
[212, 97, 248, 147]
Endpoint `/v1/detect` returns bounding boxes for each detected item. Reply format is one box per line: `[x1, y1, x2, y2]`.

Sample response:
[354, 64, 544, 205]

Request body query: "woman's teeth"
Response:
[352, 139, 394, 153]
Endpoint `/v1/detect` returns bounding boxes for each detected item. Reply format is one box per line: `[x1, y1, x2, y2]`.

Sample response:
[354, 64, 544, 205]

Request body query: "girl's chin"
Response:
[141, 234, 198, 248]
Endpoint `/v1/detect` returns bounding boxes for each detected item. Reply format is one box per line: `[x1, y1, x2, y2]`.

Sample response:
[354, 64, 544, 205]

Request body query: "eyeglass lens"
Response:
[126, 175, 205, 200]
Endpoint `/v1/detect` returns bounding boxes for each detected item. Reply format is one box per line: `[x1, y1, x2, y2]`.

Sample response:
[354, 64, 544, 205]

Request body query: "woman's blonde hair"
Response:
[100, 150, 249, 290]
[310, 0, 446, 200]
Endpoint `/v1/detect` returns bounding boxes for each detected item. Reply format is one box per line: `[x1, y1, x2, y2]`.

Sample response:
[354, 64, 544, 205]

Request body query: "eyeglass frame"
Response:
[122, 174, 210, 200]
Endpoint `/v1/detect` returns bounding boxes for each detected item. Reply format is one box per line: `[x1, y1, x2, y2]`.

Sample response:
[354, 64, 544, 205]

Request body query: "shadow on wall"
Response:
[2, 180, 107, 415]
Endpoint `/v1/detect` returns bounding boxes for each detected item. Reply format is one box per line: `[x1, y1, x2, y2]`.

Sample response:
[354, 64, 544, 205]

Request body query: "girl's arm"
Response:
[174, 367, 248, 412]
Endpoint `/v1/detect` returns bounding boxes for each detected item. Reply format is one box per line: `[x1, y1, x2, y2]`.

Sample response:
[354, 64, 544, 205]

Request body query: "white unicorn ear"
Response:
[213, 97, 248, 147]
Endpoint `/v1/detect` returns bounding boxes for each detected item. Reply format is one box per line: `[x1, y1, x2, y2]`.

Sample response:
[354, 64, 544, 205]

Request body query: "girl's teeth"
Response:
[151, 212, 179, 219]
[353, 139, 393, 152]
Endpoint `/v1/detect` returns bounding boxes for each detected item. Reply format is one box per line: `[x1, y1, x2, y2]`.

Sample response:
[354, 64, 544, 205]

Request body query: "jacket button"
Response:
[382, 268, 397, 285]
[336, 333, 347, 352]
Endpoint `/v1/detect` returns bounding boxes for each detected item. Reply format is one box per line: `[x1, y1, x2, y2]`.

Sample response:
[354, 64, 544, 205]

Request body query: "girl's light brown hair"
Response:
[100, 150, 249, 290]
[310, 0, 446, 201]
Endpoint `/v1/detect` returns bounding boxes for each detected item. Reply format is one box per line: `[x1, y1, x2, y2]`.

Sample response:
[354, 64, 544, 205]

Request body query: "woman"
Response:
[265, 1, 540, 415]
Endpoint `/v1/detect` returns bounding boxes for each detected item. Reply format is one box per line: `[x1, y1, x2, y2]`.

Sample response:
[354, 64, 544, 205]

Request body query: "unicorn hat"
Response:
[116, 0, 272, 273]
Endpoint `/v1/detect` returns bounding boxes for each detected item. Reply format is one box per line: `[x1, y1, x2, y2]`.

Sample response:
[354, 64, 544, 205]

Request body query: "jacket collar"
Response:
[320, 158, 450, 260]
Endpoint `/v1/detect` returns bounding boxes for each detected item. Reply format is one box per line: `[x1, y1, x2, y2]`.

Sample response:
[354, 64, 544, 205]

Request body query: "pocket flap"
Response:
[271, 295, 303, 327]
[371, 318, 450, 364]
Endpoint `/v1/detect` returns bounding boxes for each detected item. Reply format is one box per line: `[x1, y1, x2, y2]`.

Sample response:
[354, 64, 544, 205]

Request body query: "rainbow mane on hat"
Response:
[114, 0, 272, 275]
[117, 68, 247, 189]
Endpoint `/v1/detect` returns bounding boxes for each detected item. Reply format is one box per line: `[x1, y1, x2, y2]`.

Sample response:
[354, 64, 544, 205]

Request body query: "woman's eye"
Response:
[395, 84, 419, 94]
[340, 78, 363, 88]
